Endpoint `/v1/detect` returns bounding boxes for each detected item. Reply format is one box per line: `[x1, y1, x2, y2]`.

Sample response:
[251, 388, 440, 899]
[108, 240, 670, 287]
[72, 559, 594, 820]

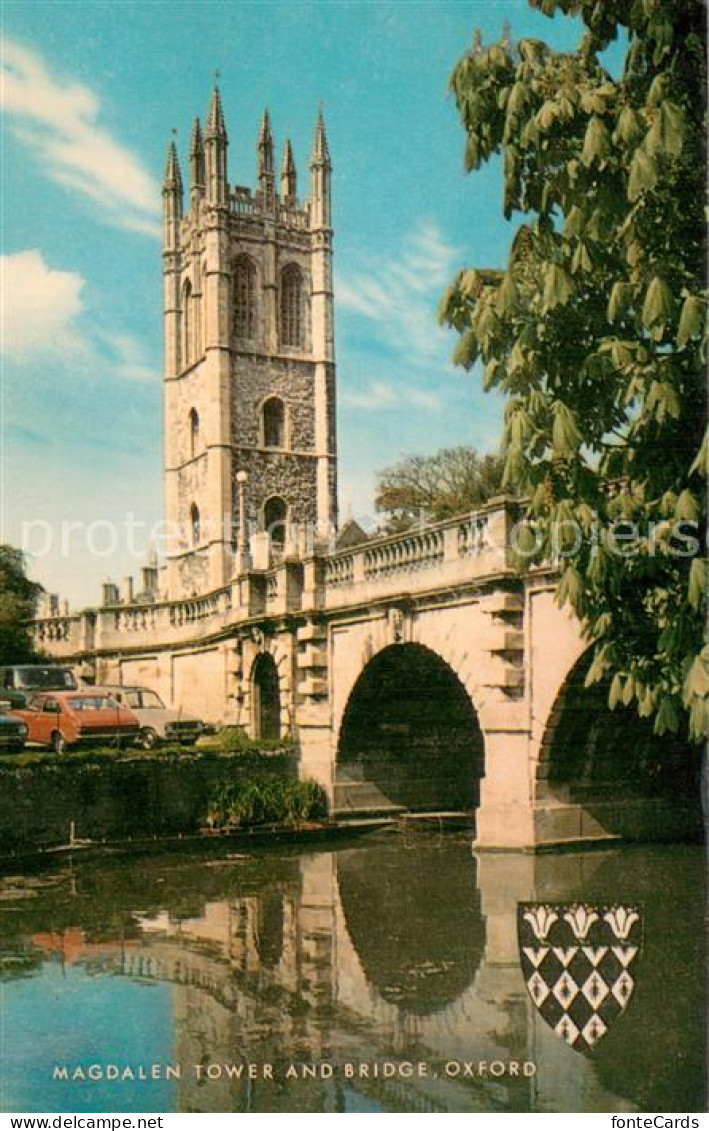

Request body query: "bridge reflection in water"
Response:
[0, 835, 705, 1114]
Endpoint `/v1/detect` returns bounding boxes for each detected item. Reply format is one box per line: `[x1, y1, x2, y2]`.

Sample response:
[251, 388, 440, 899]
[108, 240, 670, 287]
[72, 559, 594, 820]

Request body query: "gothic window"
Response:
[264, 496, 287, 547]
[262, 397, 285, 449]
[190, 503, 201, 545]
[182, 280, 193, 368]
[280, 264, 304, 349]
[188, 408, 200, 458]
[234, 257, 257, 340]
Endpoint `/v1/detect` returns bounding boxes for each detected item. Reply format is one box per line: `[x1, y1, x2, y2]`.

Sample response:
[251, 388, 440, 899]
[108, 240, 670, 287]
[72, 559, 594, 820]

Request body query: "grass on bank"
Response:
[0, 726, 296, 769]
[206, 777, 328, 831]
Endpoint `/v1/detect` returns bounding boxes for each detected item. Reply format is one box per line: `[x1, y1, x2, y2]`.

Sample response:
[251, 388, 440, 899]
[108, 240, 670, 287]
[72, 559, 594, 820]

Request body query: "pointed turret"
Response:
[280, 139, 297, 206]
[257, 108, 276, 212]
[310, 108, 331, 229]
[311, 108, 331, 170]
[162, 141, 183, 252]
[163, 141, 183, 197]
[189, 118, 205, 207]
[204, 85, 228, 205]
[205, 85, 227, 141]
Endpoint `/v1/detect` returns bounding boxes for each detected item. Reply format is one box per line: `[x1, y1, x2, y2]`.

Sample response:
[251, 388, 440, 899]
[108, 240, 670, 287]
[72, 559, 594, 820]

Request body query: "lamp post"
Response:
[236, 469, 251, 574]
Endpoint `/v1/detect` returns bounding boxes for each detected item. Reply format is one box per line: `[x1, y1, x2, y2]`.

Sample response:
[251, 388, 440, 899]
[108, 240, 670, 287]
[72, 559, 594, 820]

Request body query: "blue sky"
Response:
[2, 0, 623, 605]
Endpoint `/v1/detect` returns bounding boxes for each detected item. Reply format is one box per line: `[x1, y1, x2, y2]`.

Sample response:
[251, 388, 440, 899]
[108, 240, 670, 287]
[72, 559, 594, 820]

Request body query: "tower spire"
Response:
[163, 140, 183, 195]
[280, 139, 297, 206]
[257, 108, 276, 211]
[205, 84, 227, 141]
[189, 118, 205, 206]
[310, 108, 331, 229]
[204, 84, 228, 205]
[310, 107, 331, 170]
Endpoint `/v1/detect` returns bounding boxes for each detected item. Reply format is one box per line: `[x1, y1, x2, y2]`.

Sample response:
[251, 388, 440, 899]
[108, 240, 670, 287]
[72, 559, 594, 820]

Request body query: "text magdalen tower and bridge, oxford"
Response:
[33, 87, 699, 851]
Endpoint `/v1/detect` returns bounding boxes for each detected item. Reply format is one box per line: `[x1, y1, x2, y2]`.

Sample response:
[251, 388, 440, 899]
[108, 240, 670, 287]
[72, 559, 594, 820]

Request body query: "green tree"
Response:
[440, 2, 707, 741]
[0, 546, 44, 665]
[375, 445, 506, 532]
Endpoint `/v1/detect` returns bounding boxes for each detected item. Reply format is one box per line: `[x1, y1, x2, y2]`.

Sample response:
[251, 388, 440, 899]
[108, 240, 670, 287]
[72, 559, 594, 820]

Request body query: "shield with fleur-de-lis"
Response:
[518, 902, 643, 1054]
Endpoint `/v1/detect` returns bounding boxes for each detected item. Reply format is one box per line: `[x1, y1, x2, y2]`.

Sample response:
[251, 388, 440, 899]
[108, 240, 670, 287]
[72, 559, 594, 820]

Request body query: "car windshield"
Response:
[16, 667, 77, 690]
[137, 691, 164, 709]
[67, 696, 119, 711]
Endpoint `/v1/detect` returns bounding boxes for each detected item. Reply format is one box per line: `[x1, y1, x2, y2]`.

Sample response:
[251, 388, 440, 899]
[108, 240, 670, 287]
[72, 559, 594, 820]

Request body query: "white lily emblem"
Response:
[604, 906, 640, 939]
[523, 905, 558, 941]
[564, 905, 599, 941]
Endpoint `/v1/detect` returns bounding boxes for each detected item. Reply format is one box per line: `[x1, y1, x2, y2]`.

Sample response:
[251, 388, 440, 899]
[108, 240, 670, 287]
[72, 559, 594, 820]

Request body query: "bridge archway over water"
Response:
[337, 643, 484, 812]
[537, 651, 701, 827]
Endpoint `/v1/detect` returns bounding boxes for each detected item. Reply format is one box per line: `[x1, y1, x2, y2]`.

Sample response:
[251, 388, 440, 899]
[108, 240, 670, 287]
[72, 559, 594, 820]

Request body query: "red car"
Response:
[16, 692, 141, 754]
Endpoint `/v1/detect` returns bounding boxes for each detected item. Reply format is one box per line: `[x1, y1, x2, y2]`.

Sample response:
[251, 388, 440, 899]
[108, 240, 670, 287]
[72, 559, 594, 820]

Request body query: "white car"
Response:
[98, 685, 206, 750]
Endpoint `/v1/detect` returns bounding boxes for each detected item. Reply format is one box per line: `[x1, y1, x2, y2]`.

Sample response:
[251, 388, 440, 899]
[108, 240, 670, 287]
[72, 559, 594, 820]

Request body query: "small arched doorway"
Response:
[252, 652, 281, 740]
[337, 643, 484, 812]
[263, 496, 287, 550]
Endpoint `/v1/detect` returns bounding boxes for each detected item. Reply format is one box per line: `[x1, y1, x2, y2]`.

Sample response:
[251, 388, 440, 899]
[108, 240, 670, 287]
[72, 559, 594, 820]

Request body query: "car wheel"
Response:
[52, 731, 68, 755]
[139, 728, 158, 751]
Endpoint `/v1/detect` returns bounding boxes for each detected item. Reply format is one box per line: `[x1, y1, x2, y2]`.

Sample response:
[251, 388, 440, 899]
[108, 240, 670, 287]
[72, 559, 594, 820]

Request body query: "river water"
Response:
[0, 832, 705, 1114]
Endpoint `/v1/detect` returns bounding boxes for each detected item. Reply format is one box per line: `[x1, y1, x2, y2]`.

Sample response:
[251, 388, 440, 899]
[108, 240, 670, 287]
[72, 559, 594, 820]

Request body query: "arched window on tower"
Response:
[262, 397, 285, 449]
[190, 503, 201, 546]
[234, 257, 257, 340]
[264, 496, 287, 549]
[279, 264, 304, 349]
[188, 408, 200, 458]
[182, 280, 193, 368]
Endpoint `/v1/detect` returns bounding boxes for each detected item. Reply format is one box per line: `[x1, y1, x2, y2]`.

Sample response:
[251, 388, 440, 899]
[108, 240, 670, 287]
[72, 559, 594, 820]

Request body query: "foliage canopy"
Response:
[375, 445, 506, 532]
[440, 0, 707, 740]
[0, 546, 44, 666]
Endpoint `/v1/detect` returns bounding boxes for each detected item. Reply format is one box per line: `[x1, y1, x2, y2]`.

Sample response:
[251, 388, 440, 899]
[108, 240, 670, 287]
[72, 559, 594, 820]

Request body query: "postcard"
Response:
[1, 0, 706, 1117]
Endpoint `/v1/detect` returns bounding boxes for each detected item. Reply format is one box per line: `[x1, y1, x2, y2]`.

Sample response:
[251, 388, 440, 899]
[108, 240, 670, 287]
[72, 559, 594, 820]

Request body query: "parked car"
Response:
[14, 692, 140, 754]
[97, 686, 207, 750]
[0, 665, 78, 708]
[0, 707, 29, 753]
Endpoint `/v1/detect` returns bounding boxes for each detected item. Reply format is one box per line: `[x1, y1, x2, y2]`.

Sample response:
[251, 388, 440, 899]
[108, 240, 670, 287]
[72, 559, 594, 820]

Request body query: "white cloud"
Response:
[341, 378, 442, 413]
[1, 249, 84, 357]
[1, 249, 156, 383]
[3, 40, 161, 238]
[337, 220, 458, 413]
[337, 220, 461, 373]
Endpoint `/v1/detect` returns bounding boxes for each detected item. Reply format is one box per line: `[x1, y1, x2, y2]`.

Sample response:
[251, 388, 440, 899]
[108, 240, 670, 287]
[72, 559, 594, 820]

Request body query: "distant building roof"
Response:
[335, 519, 370, 550]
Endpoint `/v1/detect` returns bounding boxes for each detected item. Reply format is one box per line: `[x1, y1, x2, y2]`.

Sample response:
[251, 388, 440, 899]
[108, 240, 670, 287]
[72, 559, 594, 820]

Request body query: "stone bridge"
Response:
[33, 499, 697, 849]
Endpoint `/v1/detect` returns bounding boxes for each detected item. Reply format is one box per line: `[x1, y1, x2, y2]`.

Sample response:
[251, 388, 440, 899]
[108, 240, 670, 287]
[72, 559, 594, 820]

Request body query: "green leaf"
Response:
[677, 294, 705, 347]
[675, 489, 699, 522]
[688, 557, 706, 610]
[607, 281, 632, 323]
[641, 276, 672, 331]
[551, 401, 581, 455]
[613, 105, 643, 147]
[609, 671, 623, 709]
[543, 263, 573, 310]
[452, 329, 479, 370]
[627, 148, 657, 201]
[571, 241, 593, 274]
[654, 695, 680, 735]
[581, 116, 612, 166]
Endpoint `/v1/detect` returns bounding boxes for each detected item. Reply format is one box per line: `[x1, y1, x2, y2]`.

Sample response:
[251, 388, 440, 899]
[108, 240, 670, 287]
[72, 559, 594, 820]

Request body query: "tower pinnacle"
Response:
[280, 139, 297, 206]
[163, 141, 183, 194]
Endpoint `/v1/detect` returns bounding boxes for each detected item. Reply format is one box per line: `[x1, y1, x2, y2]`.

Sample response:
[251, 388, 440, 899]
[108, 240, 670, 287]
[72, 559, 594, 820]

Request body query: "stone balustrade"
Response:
[31, 498, 520, 660]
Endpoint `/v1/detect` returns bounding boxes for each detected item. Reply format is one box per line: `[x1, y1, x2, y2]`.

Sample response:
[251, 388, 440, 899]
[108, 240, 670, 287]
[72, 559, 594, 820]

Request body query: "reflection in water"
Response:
[0, 834, 705, 1114]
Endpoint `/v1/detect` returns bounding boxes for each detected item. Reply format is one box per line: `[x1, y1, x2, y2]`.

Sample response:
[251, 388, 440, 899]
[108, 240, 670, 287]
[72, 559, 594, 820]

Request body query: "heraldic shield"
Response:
[518, 903, 643, 1054]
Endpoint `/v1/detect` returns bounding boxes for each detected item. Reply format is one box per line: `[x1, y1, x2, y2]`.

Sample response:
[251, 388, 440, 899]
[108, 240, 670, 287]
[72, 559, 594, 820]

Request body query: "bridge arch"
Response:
[537, 650, 699, 814]
[336, 642, 484, 812]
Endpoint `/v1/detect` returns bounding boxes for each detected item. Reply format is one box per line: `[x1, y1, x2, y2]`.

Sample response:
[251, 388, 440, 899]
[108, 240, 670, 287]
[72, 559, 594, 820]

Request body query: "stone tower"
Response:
[162, 88, 338, 597]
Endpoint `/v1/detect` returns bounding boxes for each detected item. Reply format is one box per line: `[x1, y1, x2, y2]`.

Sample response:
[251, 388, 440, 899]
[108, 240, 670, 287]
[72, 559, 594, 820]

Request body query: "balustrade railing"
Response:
[31, 501, 517, 655]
